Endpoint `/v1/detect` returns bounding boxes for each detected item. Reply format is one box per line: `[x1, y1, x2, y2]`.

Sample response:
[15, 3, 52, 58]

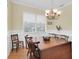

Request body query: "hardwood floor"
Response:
[8, 38, 70, 59]
[8, 48, 28, 59]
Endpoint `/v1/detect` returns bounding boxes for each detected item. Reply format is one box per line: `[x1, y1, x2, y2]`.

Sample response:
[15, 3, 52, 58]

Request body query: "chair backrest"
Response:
[60, 35, 69, 39]
[25, 35, 28, 40]
[11, 34, 19, 43]
[25, 35, 28, 42]
[43, 36, 51, 41]
[27, 37, 36, 52]
[28, 42, 36, 52]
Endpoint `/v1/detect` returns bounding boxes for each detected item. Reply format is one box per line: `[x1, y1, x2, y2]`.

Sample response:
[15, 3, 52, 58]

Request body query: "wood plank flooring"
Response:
[8, 48, 28, 59]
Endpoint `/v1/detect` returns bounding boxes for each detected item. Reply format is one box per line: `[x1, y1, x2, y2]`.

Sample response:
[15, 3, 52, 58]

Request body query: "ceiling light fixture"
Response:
[45, 9, 61, 20]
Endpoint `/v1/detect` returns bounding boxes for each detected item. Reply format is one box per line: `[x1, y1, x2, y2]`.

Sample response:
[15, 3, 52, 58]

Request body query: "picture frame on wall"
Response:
[47, 21, 52, 25]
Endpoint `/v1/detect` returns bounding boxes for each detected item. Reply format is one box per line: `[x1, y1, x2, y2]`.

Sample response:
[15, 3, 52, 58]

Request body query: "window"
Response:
[36, 15, 45, 32]
[23, 12, 35, 32]
[23, 12, 46, 33]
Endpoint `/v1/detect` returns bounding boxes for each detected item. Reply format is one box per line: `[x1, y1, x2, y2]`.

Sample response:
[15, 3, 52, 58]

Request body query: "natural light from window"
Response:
[23, 12, 46, 34]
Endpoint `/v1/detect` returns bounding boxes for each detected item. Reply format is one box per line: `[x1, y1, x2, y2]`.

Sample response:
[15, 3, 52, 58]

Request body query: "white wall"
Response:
[7, 31, 12, 57]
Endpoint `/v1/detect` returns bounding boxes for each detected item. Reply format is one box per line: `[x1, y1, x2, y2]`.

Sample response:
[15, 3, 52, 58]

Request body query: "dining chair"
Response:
[26, 37, 41, 59]
[11, 34, 24, 52]
[25, 35, 28, 48]
[43, 36, 51, 42]
[60, 35, 69, 41]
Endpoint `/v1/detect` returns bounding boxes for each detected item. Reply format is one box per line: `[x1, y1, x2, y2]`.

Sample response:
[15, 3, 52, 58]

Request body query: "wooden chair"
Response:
[55, 34, 61, 39]
[11, 34, 24, 52]
[25, 35, 28, 48]
[60, 35, 69, 41]
[25, 35, 33, 49]
[26, 37, 41, 59]
[43, 36, 51, 42]
[48, 33, 56, 38]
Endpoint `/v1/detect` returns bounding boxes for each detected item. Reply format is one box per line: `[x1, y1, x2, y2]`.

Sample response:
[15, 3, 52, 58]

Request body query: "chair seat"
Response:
[19, 41, 23, 43]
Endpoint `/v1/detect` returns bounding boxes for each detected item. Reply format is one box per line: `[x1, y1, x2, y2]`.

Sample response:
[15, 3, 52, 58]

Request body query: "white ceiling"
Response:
[11, 0, 72, 10]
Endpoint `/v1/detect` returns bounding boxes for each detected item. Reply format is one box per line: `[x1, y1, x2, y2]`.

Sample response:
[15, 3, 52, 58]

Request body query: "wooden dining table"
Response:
[26, 35, 68, 50]
[35, 37, 67, 51]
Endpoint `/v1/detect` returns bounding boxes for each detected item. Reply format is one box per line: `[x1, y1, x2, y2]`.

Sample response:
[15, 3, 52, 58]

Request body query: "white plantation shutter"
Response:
[23, 12, 46, 32]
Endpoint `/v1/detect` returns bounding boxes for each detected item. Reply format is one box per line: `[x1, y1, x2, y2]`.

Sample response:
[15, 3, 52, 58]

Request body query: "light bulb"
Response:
[45, 13, 48, 16]
[57, 11, 61, 15]
[45, 9, 50, 13]
[53, 9, 58, 13]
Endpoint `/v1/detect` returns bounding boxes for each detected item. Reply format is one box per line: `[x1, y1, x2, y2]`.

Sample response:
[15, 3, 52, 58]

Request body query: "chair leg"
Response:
[26, 43, 28, 49]
[12, 44, 13, 52]
[16, 43, 19, 52]
[27, 50, 30, 56]
[12, 48, 13, 52]
[22, 42, 24, 48]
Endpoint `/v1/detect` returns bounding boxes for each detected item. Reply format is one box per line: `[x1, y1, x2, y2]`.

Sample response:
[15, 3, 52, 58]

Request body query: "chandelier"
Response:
[45, 9, 61, 20]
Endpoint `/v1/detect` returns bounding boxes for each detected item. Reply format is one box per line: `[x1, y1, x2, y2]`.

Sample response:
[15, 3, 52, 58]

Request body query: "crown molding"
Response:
[10, 0, 45, 11]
